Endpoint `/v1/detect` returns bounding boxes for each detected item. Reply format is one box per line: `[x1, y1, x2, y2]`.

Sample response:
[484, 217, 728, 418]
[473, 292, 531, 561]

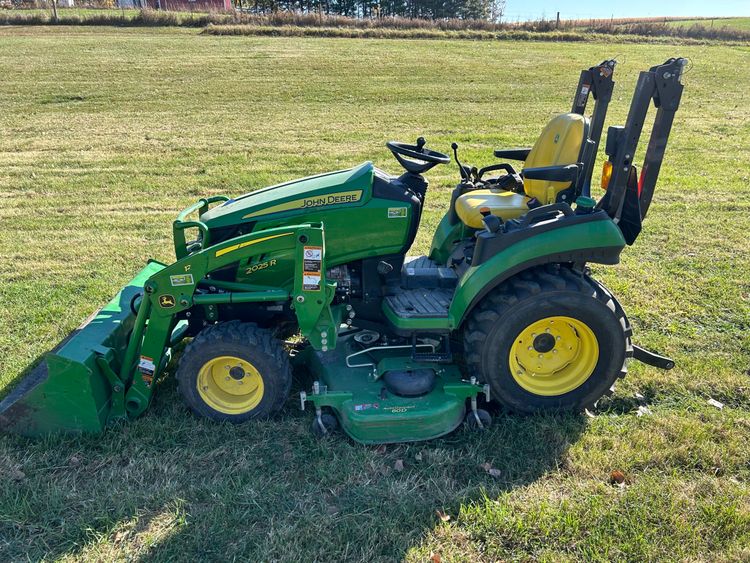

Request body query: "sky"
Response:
[503, 0, 750, 21]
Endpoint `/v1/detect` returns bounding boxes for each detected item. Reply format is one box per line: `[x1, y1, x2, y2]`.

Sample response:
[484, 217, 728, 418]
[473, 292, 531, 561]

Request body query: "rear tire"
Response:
[463, 266, 630, 413]
[176, 321, 291, 423]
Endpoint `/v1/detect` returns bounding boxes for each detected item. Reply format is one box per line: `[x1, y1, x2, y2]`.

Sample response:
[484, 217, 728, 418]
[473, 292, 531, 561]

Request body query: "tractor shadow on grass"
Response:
[0, 371, 588, 561]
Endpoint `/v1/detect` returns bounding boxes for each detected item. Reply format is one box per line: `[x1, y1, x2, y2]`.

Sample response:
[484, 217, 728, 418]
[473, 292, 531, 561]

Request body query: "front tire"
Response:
[176, 321, 291, 423]
[463, 266, 630, 413]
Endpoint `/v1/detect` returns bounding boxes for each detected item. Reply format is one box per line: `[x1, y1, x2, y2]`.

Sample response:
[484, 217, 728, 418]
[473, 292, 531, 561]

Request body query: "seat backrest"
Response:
[524, 113, 587, 203]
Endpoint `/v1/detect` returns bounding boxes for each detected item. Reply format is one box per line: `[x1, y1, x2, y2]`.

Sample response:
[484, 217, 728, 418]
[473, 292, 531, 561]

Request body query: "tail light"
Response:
[601, 161, 613, 190]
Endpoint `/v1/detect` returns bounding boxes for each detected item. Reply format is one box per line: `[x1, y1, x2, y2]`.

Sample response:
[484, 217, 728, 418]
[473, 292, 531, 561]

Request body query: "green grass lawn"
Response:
[0, 26, 749, 561]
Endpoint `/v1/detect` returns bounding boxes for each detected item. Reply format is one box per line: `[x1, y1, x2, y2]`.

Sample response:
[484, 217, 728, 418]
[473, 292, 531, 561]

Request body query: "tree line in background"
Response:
[235, 0, 506, 21]
[6, 0, 506, 19]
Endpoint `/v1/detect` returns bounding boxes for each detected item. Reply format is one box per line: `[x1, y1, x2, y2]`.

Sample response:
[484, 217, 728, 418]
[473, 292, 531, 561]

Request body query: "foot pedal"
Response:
[410, 334, 452, 363]
[411, 351, 453, 363]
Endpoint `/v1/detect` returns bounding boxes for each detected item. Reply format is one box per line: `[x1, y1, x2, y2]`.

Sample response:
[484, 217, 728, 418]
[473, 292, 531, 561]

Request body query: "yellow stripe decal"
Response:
[215, 232, 293, 258]
[242, 190, 363, 219]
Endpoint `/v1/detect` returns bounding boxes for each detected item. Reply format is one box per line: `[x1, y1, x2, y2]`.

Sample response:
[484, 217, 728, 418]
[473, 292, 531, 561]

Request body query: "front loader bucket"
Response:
[0, 260, 166, 437]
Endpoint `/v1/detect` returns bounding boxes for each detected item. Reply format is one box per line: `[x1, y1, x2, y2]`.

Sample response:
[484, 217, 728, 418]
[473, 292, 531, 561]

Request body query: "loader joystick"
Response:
[387, 137, 450, 174]
[451, 142, 473, 182]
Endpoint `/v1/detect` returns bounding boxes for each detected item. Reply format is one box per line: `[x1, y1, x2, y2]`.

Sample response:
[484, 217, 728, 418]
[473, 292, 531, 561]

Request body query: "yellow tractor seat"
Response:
[455, 190, 531, 229]
[455, 112, 587, 228]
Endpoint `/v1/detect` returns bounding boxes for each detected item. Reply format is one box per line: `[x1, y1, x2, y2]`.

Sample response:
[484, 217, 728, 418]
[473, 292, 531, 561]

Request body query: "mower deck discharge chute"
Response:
[1, 58, 687, 442]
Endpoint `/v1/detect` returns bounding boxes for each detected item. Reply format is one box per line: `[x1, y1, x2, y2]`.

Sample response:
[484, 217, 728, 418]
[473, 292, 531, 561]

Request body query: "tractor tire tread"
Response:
[176, 321, 291, 421]
[463, 266, 632, 413]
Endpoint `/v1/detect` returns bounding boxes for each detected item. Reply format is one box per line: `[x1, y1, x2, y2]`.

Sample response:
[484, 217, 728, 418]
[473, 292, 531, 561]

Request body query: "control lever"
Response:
[451, 142, 471, 181]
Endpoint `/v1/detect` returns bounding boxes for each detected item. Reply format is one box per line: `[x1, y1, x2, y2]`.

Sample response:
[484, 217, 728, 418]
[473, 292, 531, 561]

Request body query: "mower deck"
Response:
[301, 332, 483, 444]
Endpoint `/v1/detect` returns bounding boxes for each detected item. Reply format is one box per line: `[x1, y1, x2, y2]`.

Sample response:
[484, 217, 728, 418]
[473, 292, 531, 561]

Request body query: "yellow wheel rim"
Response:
[509, 316, 599, 397]
[196, 355, 264, 415]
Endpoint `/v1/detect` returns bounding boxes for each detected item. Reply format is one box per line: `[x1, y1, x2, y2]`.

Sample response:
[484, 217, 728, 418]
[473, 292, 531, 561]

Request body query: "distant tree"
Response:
[489, 0, 505, 22]
[239, 0, 504, 21]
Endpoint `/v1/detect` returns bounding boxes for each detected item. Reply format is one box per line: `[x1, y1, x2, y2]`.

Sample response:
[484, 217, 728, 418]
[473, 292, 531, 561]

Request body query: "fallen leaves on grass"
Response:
[636, 405, 652, 417]
[480, 462, 501, 478]
[610, 470, 626, 486]
[436, 510, 451, 522]
[394, 459, 404, 472]
[430, 552, 442, 563]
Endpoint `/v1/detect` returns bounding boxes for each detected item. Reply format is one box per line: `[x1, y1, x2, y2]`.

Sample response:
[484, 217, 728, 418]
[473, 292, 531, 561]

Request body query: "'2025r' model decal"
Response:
[245, 259, 277, 276]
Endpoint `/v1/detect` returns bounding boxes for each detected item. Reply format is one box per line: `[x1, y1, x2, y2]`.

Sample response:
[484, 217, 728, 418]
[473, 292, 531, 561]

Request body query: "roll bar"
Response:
[597, 57, 687, 244]
[572, 59, 617, 197]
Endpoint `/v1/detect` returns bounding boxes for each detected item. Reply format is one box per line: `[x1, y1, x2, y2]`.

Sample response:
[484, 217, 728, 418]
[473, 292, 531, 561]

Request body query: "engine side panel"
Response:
[203, 163, 422, 290]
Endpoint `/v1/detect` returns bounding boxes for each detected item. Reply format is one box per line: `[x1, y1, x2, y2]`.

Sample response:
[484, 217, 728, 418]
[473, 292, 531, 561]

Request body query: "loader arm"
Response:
[122, 222, 338, 417]
[0, 223, 338, 435]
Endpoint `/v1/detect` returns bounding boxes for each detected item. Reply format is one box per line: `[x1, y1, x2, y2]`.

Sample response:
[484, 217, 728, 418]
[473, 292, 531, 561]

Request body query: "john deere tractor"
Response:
[0, 58, 685, 443]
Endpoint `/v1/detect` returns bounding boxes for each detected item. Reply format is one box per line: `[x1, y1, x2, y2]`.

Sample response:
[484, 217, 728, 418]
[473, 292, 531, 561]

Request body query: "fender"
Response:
[448, 214, 626, 327]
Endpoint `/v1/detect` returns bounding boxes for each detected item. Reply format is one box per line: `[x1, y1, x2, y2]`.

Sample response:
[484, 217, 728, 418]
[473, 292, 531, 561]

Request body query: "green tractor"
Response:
[1, 58, 686, 443]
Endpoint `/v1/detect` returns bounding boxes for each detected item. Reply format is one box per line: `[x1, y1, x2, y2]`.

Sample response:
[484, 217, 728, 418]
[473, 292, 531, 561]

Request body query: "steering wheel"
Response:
[387, 137, 450, 174]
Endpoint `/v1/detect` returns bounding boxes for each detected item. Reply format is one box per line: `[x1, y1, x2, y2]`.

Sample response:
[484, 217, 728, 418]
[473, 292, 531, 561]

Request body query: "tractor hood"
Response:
[201, 162, 375, 229]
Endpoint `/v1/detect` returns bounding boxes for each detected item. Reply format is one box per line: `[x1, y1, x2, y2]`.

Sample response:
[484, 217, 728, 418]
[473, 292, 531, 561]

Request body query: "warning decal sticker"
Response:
[303, 246, 323, 271]
[576, 84, 591, 107]
[302, 246, 323, 290]
[138, 356, 155, 376]
[303, 273, 321, 291]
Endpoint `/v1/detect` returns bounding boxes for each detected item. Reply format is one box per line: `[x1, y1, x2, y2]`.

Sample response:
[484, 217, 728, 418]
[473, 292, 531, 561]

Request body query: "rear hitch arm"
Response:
[632, 345, 675, 370]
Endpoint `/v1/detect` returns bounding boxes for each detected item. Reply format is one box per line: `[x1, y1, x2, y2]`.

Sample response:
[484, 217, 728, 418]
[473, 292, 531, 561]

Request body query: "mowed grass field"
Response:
[0, 27, 749, 561]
